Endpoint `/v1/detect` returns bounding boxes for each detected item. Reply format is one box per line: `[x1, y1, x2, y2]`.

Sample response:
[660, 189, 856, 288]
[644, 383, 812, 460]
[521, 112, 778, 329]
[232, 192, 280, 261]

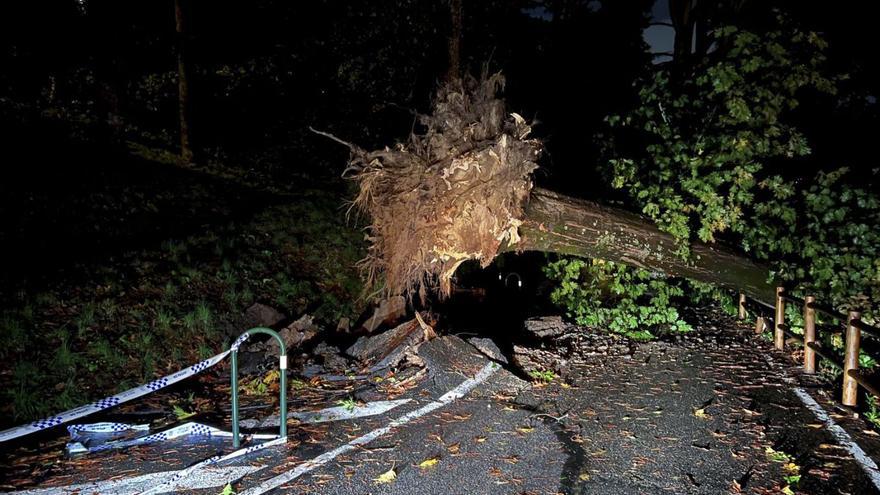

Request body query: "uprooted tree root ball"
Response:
[336, 72, 542, 300]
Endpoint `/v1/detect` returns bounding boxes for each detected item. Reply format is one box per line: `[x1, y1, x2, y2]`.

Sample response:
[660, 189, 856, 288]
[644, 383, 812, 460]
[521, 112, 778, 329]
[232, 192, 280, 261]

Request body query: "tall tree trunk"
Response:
[669, 0, 696, 64]
[447, 0, 462, 81]
[513, 188, 774, 302]
[174, 0, 193, 163]
[90, 0, 123, 139]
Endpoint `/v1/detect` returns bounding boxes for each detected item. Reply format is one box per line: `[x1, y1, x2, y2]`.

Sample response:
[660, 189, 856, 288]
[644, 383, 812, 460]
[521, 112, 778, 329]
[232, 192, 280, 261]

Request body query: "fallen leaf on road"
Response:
[418, 457, 440, 469]
[374, 467, 397, 484]
[693, 408, 710, 419]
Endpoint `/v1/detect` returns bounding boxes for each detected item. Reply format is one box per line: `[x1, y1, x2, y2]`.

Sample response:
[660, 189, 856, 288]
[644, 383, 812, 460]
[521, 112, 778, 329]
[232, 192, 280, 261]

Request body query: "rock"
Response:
[313, 342, 351, 371]
[347, 316, 433, 369]
[244, 303, 286, 328]
[467, 337, 508, 364]
[246, 314, 319, 356]
[336, 317, 351, 333]
[360, 296, 406, 333]
[301, 364, 324, 377]
[523, 315, 568, 339]
[512, 344, 568, 377]
[276, 315, 320, 350]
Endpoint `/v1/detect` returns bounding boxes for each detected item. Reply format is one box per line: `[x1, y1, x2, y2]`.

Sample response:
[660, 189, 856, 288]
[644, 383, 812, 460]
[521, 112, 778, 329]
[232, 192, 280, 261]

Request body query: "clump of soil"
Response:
[340, 72, 541, 300]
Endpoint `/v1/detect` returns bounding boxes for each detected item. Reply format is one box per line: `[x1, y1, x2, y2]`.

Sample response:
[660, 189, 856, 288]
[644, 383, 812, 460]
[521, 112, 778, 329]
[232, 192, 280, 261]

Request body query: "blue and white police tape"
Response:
[0, 333, 251, 443]
[68, 422, 150, 435]
[136, 435, 288, 495]
[66, 421, 278, 455]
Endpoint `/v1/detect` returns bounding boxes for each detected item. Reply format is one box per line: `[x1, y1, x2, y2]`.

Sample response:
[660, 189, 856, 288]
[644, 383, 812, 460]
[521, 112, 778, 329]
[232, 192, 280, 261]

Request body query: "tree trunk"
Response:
[513, 187, 774, 302]
[669, 0, 696, 64]
[90, 0, 124, 138]
[174, 0, 193, 163]
[446, 0, 462, 81]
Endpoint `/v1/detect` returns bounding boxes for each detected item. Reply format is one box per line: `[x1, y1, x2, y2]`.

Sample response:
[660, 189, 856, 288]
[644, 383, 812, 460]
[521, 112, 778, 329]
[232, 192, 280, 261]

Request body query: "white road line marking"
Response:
[792, 387, 880, 490]
[239, 362, 499, 495]
[10, 465, 264, 495]
[246, 399, 412, 428]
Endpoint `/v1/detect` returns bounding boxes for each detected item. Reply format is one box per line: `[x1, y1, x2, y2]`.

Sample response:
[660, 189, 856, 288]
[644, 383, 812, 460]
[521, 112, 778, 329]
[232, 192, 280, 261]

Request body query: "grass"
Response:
[75, 303, 96, 338]
[0, 184, 366, 426]
[9, 362, 43, 420]
[156, 310, 173, 334]
[0, 314, 27, 356]
[195, 301, 214, 336]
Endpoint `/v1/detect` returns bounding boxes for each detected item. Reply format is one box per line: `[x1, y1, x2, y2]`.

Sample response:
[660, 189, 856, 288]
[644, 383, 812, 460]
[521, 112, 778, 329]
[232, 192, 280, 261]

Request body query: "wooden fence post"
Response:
[774, 287, 786, 350]
[842, 310, 862, 407]
[755, 316, 766, 335]
[738, 293, 747, 320]
[803, 296, 816, 373]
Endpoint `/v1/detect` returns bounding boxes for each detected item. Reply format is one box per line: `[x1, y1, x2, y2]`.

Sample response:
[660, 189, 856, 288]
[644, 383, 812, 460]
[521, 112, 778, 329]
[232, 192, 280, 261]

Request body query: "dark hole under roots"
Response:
[437, 252, 556, 343]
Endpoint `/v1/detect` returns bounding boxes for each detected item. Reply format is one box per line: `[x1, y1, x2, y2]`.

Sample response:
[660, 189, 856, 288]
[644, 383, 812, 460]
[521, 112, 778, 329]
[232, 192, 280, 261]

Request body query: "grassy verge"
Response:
[0, 188, 365, 426]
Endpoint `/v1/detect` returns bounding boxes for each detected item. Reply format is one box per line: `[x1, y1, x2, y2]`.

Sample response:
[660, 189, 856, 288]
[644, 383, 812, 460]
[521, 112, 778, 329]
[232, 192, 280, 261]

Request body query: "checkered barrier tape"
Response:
[66, 421, 277, 455]
[68, 422, 150, 436]
[0, 333, 251, 444]
[136, 435, 288, 495]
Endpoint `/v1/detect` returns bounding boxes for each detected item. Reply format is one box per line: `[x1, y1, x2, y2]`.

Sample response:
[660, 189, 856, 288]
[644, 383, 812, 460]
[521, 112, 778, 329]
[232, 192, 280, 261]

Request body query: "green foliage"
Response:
[598, 16, 880, 320]
[546, 19, 852, 336]
[603, 18, 837, 251]
[337, 397, 358, 413]
[172, 404, 196, 420]
[528, 370, 556, 383]
[773, 168, 880, 314]
[544, 258, 692, 340]
[865, 394, 880, 429]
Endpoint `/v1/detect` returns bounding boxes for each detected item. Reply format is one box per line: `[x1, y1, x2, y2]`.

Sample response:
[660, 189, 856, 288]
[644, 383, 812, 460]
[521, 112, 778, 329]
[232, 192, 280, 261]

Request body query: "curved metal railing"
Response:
[230, 327, 288, 448]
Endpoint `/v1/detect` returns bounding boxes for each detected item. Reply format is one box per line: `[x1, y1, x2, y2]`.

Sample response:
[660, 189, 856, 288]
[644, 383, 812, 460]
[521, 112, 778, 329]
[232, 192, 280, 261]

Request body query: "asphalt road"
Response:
[7, 310, 880, 494]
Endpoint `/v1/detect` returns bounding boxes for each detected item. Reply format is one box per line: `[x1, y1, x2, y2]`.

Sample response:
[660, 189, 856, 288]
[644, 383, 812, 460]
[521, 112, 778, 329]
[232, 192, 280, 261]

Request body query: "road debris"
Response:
[360, 296, 407, 333]
[240, 399, 412, 427]
[346, 314, 436, 370]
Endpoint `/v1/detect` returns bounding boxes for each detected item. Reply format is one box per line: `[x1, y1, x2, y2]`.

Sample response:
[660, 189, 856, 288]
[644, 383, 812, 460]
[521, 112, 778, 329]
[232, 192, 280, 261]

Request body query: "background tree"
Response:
[175, 0, 193, 162]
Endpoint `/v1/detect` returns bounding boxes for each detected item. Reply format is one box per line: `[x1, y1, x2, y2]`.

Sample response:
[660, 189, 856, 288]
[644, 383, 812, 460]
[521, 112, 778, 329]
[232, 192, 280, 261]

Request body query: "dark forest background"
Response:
[1, 0, 880, 424]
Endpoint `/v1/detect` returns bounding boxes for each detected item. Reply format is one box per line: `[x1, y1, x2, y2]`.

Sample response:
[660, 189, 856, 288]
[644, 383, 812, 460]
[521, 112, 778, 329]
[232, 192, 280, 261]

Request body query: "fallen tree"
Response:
[516, 188, 773, 301]
[319, 73, 773, 303]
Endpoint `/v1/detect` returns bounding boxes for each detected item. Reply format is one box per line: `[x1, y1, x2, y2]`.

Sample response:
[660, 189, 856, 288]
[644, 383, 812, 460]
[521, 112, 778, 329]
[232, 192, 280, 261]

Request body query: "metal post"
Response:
[774, 287, 786, 350]
[231, 327, 287, 448]
[231, 350, 240, 446]
[738, 293, 747, 320]
[803, 296, 816, 373]
[842, 311, 861, 407]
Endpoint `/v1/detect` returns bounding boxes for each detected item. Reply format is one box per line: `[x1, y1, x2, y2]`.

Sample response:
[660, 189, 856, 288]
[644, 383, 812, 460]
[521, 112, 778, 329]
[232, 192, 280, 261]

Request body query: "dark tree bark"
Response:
[174, 0, 193, 163]
[447, 0, 462, 81]
[90, 0, 124, 137]
[512, 188, 774, 302]
[669, 0, 696, 64]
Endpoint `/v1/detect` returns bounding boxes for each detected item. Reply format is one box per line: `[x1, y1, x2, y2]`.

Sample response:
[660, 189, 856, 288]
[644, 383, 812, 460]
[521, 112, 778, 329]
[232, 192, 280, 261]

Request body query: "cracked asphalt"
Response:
[5, 309, 880, 494]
